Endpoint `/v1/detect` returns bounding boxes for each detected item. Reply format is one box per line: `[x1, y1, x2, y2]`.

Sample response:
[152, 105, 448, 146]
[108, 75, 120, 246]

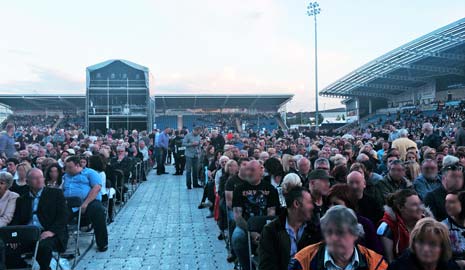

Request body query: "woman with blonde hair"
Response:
[388, 218, 459, 270]
[405, 160, 421, 182]
[281, 154, 297, 174]
[10, 162, 31, 196]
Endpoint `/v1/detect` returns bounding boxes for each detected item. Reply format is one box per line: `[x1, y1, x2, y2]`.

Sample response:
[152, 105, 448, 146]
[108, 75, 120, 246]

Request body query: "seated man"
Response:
[289, 205, 387, 270]
[9, 168, 68, 270]
[232, 160, 279, 270]
[258, 186, 321, 270]
[62, 156, 108, 252]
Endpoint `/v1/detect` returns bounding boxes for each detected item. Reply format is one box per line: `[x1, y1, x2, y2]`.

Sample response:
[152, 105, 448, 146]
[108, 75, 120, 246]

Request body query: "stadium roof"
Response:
[86, 59, 150, 88]
[320, 17, 465, 99]
[0, 94, 85, 110]
[0, 94, 293, 112]
[154, 94, 293, 111]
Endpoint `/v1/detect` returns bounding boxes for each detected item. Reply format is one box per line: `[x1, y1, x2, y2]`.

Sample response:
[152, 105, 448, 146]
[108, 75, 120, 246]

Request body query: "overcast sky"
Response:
[1, 0, 464, 112]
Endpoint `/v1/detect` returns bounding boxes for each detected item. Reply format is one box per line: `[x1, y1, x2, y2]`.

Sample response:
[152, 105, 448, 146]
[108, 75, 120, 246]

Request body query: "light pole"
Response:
[307, 1, 321, 131]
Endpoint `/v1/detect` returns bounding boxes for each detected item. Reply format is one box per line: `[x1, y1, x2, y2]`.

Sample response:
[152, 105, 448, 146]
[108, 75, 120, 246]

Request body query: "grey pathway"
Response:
[76, 167, 232, 270]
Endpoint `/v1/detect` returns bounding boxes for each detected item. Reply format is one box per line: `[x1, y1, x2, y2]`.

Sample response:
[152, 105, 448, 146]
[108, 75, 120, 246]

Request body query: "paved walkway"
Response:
[76, 166, 232, 270]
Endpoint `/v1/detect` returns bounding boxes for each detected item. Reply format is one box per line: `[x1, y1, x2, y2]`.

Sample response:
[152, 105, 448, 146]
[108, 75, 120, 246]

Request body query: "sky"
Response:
[0, 0, 464, 112]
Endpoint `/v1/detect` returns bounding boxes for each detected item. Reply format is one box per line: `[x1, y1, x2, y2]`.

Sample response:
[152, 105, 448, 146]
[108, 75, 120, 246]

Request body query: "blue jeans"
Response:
[185, 157, 199, 187]
[232, 227, 250, 270]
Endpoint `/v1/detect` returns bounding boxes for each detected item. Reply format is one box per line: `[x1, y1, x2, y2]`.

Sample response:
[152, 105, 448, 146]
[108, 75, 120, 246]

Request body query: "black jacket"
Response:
[388, 249, 459, 270]
[258, 212, 322, 270]
[424, 185, 447, 221]
[11, 187, 69, 252]
[422, 133, 441, 150]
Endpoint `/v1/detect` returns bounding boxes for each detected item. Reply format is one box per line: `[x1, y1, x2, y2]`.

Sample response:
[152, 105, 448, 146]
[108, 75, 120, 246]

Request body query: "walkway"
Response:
[76, 167, 232, 270]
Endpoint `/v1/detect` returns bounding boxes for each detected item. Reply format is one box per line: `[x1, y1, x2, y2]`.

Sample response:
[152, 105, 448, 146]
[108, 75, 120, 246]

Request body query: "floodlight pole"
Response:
[307, 2, 321, 131]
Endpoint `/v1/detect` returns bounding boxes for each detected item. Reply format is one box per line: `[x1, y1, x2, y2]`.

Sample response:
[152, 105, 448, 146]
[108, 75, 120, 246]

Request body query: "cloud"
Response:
[0, 65, 84, 93]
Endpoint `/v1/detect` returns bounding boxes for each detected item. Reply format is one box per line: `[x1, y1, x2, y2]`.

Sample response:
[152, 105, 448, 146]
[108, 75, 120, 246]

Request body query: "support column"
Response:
[368, 99, 372, 114]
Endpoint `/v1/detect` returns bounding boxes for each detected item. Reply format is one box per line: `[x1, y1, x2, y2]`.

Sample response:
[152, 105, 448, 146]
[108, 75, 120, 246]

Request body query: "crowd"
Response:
[151, 111, 465, 270]
[0, 122, 150, 270]
[0, 103, 465, 270]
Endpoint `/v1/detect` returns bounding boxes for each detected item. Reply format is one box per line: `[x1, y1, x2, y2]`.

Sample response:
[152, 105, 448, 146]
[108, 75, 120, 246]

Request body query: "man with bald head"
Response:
[347, 171, 383, 224]
[232, 160, 279, 270]
[9, 168, 68, 270]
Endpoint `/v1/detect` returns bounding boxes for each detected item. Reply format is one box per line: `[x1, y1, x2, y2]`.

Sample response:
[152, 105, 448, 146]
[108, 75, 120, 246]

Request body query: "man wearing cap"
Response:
[307, 169, 331, 220]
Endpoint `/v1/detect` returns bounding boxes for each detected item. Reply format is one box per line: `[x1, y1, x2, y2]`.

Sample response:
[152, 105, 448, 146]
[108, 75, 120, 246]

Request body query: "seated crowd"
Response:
[186, 118, 465, 270]
[0, 122, 149, 270]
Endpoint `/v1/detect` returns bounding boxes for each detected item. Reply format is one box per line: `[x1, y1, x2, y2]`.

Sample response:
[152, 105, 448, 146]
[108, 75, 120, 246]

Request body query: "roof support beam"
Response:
[434, 34, 465, 43]
[377, 62, 464, 76]
[337, 82, 414, 91]
[222, 96, 229, 107]
[353, 72, 428, 83]
[249, 96, 260, 110]
[401, 49, 465, 61]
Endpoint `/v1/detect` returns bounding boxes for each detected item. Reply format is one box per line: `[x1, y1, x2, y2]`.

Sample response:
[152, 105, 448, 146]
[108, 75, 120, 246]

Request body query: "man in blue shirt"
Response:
[155, 127, 171, 175]
[63, 156, 108, 252]
[0, 123, 17, 159]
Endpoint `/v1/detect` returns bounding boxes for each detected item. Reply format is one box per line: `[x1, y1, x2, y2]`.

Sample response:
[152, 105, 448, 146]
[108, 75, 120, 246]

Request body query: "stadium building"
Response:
[321, 17, 465, 125]
[0, 59, 293, 132]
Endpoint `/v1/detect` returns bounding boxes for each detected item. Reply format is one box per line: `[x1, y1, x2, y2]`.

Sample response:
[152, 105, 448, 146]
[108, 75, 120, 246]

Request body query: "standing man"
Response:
[183, 127, 202, 189]
[0, 123, 17, 159]
[156, 127, 170, 175]
[392, 129, 417, 161]
[172, 130, 186, 176]
[456, 120, 465, 147]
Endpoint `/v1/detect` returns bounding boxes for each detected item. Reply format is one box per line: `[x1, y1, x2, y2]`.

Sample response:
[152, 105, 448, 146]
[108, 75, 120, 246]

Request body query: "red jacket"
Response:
[379, 207, 410, 258]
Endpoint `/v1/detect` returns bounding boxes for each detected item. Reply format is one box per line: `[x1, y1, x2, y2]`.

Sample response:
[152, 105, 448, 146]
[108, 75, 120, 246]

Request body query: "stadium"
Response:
[0, 59, 293, 133]
[1, 19, 464, 133]
[0, 11, 465, 270]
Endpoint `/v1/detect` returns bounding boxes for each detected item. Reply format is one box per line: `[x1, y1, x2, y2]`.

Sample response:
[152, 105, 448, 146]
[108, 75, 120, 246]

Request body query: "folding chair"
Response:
[246, 216, 274, 270]
[0, 225, 41, 270]
[62, 196, 94, 269]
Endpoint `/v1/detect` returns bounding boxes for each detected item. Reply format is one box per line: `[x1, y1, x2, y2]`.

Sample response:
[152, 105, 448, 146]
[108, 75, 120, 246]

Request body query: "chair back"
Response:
[0, 225, 41, 244]
[247, 216, 274, 233]
[66, 196, 82, 208]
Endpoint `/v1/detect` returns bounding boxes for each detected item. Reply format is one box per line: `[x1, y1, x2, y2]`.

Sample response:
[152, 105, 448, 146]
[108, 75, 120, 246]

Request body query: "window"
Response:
[111, 73, 115, 79]
[122, 73, 127, 79]
[96, 73, 101, 79]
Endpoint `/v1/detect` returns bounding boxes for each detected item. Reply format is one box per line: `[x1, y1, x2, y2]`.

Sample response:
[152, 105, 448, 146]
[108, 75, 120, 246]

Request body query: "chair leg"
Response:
[247, 231, 252, 270]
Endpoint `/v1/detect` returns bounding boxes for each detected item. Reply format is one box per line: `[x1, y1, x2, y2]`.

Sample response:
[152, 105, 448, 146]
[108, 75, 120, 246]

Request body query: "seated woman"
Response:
[388, 218, 459, 270]
[0, 172, 19, 226]
[442, 191, 465, 268]
[327, 183, 383, 254]
[9, 162, 31, 197]
[377, 189, 425, 263]
[44, 163, 63, 188]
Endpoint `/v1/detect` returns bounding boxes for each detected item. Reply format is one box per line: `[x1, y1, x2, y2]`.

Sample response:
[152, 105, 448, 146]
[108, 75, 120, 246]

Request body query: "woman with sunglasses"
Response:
[443, 191, 465, 268]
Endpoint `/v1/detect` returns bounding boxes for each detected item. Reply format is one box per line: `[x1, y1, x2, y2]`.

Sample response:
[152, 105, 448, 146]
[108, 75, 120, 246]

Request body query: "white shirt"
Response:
[98, 171, 108, 196]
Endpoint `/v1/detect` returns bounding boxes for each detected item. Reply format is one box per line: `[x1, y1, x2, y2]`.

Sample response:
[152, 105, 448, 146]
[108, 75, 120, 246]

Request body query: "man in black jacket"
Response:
[422, 122, 441, 150]
[258, 186, 321, 270]
[9, 168, 68, 270]
[424, 162, 464, 221]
